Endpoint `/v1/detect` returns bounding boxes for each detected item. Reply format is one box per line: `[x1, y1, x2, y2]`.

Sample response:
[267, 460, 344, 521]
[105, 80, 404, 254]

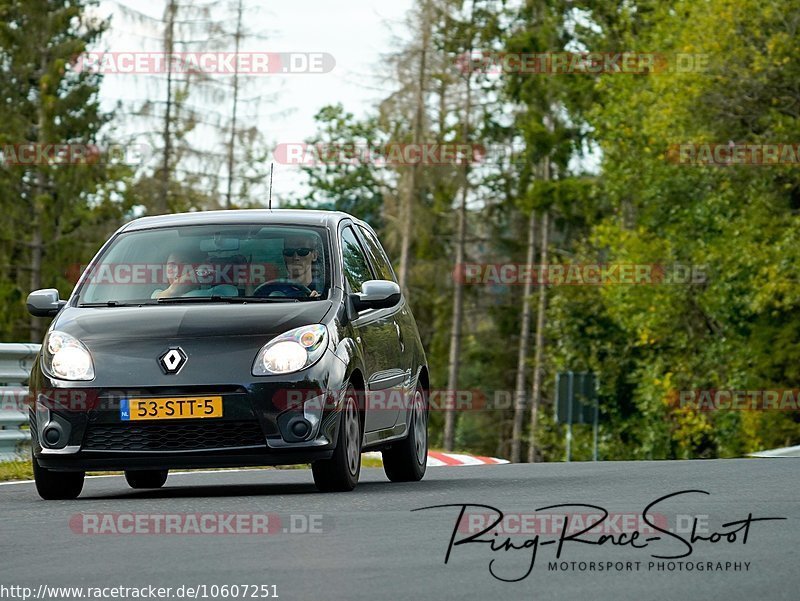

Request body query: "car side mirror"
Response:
[350, 280, 401, 312]
[27, 288, 67, 317]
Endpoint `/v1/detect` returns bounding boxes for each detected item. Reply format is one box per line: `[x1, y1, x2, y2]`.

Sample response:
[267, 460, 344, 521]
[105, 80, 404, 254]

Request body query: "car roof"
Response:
[120, 209, 374, 233]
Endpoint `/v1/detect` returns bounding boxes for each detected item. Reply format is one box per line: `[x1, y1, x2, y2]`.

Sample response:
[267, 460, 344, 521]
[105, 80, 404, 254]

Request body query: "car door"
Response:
[340, 224, 403, 432]
[355, 224, 414, 427]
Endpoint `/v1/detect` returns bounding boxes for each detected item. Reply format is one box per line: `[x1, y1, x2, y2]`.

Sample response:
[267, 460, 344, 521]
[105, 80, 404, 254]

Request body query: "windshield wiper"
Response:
[223, 296, 300, 303]
[78, 301, 141, 307]
[157, 295, 298, 304]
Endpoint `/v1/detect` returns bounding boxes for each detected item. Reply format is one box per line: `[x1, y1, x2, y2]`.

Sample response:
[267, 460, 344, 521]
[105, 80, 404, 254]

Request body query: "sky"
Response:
[95, 0, 416, 203]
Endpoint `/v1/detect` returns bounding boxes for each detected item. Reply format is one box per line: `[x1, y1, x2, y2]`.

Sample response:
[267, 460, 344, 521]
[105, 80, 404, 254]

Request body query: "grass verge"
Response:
[0, 454, 384, 483]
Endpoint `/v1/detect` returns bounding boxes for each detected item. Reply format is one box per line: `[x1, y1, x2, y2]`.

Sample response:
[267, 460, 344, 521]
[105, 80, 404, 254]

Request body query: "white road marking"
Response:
[0, 467, 275, 486]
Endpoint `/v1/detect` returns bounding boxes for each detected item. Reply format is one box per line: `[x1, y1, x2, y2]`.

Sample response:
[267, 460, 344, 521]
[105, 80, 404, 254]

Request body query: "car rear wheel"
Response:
[124, 469, 169, 489]
[312, 386, 361, 492]
[32, 455, 85, 500]
[382, 385, 427, 482]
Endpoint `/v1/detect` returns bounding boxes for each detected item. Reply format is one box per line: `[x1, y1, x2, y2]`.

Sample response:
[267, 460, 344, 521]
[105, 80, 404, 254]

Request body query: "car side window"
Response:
[341, 226, 374, 292]
[357, 226, 397, 283]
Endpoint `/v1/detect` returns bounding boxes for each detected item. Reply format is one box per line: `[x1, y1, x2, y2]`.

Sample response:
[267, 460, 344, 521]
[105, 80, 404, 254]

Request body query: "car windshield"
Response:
[76, 224, 330, 304]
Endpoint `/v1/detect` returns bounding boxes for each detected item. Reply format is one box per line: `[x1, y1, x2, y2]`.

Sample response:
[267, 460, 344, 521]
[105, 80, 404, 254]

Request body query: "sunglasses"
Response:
[283, 247, 313, 257]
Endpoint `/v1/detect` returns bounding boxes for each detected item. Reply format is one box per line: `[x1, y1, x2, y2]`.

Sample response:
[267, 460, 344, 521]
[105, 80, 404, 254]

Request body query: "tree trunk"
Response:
[225, 0, 243, 209]
[527, 197, 549, 463]
[510, 211, 537, 462]
[29, 209, 43, 342]
[397, 0, 430, 296]
[443, 67, 472, 451]
[29, 51, 48, 343]
[159, 0, 177, 214]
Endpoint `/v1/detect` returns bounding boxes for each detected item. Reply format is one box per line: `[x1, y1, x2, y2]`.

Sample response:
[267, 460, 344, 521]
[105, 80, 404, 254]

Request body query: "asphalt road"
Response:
[0, 459, 796, 601]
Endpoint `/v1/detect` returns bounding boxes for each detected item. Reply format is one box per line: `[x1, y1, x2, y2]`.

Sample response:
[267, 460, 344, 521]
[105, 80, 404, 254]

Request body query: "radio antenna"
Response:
[268, 163, 274, 209]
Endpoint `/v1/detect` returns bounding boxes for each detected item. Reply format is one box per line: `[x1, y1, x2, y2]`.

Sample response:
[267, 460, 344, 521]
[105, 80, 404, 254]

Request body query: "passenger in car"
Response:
[153, 247, 207, 299]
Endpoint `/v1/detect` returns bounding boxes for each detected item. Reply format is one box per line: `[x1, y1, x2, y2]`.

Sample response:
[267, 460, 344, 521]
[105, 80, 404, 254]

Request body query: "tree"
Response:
[510, 212, 535, 462]
[292, 104, 388, 225]
[112, 0, 272, 212]
[503, 0, 585, 461]
[396, 0, 432, 295]
[0, 0, 127, 341]
[548, 0, 800, 458]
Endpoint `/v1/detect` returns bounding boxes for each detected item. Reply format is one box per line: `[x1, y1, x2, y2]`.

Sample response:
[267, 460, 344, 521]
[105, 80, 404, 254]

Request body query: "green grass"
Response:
[0, 459, 33, 482]
[361, 455, 383, 468]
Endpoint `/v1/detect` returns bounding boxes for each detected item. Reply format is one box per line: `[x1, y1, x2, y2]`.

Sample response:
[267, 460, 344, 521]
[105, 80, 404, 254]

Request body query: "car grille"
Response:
[83, 420, 266, 451]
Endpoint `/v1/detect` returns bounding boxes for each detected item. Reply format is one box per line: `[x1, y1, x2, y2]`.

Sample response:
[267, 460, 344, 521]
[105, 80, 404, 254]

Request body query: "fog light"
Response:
[290, 419, 311, 438]
[43, 426, 61, 445]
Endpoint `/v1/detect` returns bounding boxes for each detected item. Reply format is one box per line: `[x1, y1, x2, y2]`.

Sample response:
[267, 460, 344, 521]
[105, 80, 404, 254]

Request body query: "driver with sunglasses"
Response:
[282, 234, 321, 297]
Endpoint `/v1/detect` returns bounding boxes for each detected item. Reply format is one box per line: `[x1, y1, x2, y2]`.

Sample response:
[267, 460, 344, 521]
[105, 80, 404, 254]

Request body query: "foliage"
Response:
[1, 0, 797, 459]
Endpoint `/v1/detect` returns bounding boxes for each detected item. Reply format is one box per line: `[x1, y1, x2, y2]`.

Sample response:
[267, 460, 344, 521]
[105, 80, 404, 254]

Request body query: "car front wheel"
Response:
[32, 455, 85, 500]
[312, 386, 361, 492]
[382, 385, 427, 482]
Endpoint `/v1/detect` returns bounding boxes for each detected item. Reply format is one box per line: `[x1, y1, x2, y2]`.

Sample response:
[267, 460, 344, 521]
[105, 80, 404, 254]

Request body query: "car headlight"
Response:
[252, 324, 328, 376]
[43, 331, 95, 381]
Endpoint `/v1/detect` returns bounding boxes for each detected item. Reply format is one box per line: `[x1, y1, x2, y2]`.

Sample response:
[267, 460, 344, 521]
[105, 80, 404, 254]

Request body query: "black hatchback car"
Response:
[26, 210, 429, 499]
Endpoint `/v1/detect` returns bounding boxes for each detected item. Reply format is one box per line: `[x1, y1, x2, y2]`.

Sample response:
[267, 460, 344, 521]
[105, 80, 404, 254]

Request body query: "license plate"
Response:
[120, 396, 223, 421]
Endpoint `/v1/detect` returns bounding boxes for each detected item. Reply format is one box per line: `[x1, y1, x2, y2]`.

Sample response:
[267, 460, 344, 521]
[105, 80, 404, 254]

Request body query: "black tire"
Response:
[312, 386, 361, 492]
[383, 385, 428, 482]
[124, 469, 169, 489]
[32, 455, 85, 500]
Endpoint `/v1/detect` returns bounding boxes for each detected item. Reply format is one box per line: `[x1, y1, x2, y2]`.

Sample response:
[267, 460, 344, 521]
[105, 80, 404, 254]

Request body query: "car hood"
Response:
[41, 302, 335, 388]
[53, 301, 333, 341]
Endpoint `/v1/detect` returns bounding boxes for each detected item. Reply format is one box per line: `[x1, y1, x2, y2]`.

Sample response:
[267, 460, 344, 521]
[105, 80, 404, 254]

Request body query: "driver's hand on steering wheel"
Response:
[252, 279, 319, 298]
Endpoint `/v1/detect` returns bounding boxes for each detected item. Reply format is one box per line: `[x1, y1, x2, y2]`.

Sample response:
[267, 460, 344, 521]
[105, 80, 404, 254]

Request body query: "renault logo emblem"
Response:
[159, 348, 187, 374]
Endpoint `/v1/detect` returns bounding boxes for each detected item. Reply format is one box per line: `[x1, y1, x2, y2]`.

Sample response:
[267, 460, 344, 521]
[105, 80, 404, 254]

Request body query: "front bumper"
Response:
[35, 449, 335, 472]
[30, 361, 346, 472]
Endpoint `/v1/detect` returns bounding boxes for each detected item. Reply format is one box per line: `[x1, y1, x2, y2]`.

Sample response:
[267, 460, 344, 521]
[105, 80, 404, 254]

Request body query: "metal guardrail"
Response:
[0, 343, 40, 461]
